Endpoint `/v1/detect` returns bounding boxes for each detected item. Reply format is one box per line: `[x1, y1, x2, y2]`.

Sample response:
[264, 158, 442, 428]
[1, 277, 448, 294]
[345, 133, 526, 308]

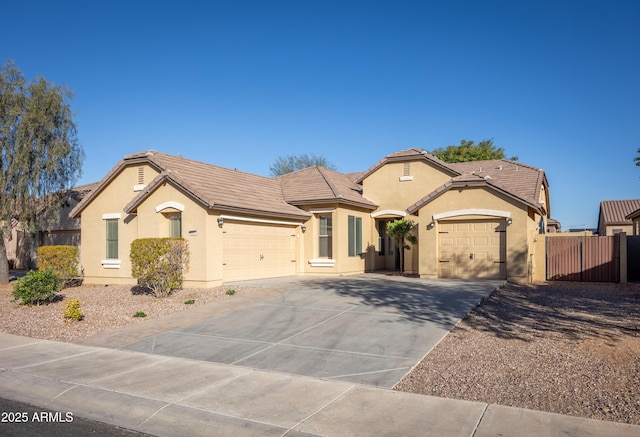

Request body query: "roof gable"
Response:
[355, 148, 459, 184]
[448, 159, 548, 210]
[407, 173, 545, 216]
[278, 166, 377, 209]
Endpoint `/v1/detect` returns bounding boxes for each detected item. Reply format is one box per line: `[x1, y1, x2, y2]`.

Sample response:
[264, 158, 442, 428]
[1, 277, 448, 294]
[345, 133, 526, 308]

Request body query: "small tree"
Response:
[270, 153, 337, 176]
[0, 60, 84, 284]
[431, 139, 518, 163]
[386, 219, 417, 273]
[130, 238, 190, 297]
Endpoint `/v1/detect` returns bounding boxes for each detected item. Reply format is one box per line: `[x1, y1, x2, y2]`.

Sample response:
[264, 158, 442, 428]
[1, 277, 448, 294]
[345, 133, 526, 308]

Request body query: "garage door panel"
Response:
[438, 219, 506, 280]
[223, 222, 296, 282]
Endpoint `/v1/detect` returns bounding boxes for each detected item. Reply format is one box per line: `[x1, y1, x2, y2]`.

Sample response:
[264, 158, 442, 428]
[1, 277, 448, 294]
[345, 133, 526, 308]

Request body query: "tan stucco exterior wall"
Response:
[79, 164, 160, 285]
[362, 160, 452, 211]
[298, 203, 372, 276]
[134, 182, 222, 288]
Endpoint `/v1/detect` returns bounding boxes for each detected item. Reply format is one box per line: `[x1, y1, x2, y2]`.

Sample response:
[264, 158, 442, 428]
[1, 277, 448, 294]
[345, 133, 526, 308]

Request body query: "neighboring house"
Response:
[70, 148, 550, 286]
[546, 218, 561, 233]
[5, 182, 98, 269]
[596, 199, 640, 236]
[626, 207, 640, 235]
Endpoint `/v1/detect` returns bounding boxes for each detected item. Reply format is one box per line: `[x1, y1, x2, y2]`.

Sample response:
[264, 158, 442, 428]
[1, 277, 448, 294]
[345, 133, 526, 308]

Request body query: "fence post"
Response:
[619, 232, 627, 284]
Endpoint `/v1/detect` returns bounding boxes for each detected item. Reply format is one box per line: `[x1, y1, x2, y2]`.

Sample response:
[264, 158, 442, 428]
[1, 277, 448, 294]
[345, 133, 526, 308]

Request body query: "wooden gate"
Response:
[546, 236, 620, 282]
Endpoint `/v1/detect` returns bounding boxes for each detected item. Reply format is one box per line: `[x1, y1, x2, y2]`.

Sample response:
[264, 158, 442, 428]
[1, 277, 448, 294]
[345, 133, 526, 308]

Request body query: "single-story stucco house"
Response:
[70, 148, 550, 286]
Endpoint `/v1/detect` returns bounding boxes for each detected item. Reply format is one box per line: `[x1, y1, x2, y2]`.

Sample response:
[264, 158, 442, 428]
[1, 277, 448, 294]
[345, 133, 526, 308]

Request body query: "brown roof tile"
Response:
[448, 159, 547, 211]
[278, 166, 377, 209]
[72, 151, 311, 220]
[600, 199, 640, 225]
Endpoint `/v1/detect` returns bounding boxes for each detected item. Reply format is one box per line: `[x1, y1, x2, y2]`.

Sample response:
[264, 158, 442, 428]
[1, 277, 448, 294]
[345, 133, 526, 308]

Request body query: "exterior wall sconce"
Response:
[217, 217, 224, 227]
[301, 225, 307, 232]
[506, 217, 513, 226]
[427, 220, 436, 230]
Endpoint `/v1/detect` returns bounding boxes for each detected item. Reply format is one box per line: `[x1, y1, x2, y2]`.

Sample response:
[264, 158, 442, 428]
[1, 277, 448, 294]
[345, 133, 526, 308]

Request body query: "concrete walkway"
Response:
[1, 332, 639, 436]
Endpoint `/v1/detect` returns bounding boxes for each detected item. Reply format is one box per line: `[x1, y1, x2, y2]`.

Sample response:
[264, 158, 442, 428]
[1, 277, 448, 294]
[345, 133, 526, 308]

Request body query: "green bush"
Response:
[133, 311, 146, 318]
[37, 245, 80, 287]
[184, 299, 195, 305]
[226, 289, 236, 296]
[12, 270, 61, 306]
[130, 238, 190, 297]
[62, 299, 83, 322]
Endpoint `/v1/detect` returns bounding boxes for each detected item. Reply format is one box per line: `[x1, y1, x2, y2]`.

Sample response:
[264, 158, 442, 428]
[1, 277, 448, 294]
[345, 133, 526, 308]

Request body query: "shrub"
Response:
[133, 311, 146, 318]
[184, 299, 195, 305]
[12, 270, 61, 306]
[37, 245, 80, 287]
[130, 238, 190, 297]
[62, 299, 83, 322]
[226, 289, 236, 296]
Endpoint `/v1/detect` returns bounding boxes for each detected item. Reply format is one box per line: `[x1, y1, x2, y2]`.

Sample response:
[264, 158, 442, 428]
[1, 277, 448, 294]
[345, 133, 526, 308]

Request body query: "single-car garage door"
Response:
[438, 219, 506, 279]
[222, 221, 297, 282]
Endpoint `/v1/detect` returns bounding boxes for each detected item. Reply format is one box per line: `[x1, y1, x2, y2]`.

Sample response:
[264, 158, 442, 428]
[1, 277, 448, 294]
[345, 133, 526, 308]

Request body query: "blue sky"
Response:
[3, 0, 639, 229]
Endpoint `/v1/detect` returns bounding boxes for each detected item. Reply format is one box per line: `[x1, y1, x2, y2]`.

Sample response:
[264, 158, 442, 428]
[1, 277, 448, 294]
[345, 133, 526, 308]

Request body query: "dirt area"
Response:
[395, 281, 640, 425]
[0, 281, 267, 343]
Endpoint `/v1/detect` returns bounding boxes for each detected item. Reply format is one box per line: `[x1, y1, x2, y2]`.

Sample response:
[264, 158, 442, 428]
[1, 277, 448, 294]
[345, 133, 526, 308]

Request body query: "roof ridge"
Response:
[317, 166, 340, 198]
[151, 151, 276, 181]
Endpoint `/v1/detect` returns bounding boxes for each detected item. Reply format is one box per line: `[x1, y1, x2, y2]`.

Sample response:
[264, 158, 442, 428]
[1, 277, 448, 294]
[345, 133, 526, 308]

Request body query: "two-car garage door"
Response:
[438, 220, 506, 279]
[222, 221, 297, 282]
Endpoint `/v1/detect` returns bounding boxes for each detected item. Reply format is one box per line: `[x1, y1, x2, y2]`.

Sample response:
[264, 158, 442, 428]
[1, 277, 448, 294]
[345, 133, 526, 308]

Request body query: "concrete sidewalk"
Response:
[1, 333, 638, 436]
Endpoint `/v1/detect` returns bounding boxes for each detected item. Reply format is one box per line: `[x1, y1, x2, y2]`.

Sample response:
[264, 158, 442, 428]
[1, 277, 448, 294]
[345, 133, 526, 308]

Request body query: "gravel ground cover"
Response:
[3, 277, 639, 425]
[0, 281, 265, 343]
[395, 281, 640, 425]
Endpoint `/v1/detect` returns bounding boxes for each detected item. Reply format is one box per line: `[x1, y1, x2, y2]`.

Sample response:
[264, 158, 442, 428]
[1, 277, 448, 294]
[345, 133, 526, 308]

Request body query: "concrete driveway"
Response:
[123, 275, 501, 387]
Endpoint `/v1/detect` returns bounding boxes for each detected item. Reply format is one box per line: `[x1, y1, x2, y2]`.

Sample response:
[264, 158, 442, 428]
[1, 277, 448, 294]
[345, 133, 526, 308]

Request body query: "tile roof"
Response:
[360, 149, 548, 215]
[71, 148, 548, 221]
[355, 148, 458, 183]
[278, 166, 377, 209]
[72, 151, 311, 220]
[448, 159, 548, 211]
[406, 173, 545, 216]
[599, 199, 640, 225]
[68, 181, 99, 201]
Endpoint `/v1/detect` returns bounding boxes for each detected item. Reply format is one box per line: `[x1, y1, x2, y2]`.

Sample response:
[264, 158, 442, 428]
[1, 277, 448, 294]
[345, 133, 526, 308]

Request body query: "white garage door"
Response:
[438, 220, 506, 279]
[222, 221, 297, 282]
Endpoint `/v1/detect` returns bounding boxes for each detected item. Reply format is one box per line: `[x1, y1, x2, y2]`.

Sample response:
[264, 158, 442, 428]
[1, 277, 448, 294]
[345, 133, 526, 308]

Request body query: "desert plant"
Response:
[62, 298, 83, 321]
[133, 311, 146, 318]
[130, 238, 190, 297]
[12, 270, 61, 306]
[226, 289, 236, 296]
[37, 245, 80, 287]
[386, 219, 418, 273]
[184, 299, 195, 305]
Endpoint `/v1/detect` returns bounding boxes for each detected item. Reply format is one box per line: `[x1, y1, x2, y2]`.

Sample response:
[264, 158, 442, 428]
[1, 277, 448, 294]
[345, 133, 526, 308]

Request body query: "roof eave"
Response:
[288, 197, 378, 210]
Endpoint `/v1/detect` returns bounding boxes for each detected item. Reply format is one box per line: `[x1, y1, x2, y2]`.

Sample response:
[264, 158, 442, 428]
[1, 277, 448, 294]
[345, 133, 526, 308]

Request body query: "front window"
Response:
[169, 214, 182, 237]
[348, 215, 362, 256]
[105, 219, 118, 259]
[319, 215, 333, 258]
